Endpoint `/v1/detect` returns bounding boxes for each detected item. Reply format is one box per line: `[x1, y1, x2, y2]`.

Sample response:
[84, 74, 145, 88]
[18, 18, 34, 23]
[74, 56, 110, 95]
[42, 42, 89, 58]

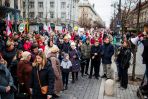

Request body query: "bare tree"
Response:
[121, 0, 138, 31]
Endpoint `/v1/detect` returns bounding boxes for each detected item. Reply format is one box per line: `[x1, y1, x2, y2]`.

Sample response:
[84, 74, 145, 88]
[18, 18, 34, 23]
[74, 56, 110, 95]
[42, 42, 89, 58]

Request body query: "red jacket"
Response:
[23, 42, 32, 51]
[17, 60, 32, 94]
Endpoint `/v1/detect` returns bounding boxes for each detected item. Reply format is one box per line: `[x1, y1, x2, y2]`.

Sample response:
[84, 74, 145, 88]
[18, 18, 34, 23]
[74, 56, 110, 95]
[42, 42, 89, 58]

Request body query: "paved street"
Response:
[58, 45, 145, 99]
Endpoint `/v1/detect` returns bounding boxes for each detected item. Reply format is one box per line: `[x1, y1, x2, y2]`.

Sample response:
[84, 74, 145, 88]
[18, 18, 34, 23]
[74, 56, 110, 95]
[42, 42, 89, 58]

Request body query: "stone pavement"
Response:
[58, 45, 145, 99]
[59, 76, 102, 99]
[103, 44, 145, 99]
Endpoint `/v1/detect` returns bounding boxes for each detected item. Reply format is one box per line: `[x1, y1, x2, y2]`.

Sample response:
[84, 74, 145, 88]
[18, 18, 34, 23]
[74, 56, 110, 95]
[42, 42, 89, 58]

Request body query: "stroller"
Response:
[137, 74, 148, 99]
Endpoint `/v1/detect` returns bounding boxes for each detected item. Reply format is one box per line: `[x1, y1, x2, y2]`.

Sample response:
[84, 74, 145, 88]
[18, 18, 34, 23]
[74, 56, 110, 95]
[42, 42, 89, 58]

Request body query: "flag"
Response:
[43, 24, 48, 31]
[6, 14, 12, 36]
[48, 24, 51, 32]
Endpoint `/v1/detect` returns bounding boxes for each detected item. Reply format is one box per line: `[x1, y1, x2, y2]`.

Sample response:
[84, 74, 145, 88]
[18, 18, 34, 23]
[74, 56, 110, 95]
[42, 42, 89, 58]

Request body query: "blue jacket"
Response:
[101, 43, 114, 64]
[0, 64, 14, 99]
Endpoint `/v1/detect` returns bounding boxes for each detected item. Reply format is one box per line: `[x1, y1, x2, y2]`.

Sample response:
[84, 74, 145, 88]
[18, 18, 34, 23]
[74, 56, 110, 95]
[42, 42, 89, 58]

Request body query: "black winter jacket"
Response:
[30, 61, 55, 96]
[142, 39, 148, 64]
[91, 45, 101, 61]
[117, 47, 131, 69]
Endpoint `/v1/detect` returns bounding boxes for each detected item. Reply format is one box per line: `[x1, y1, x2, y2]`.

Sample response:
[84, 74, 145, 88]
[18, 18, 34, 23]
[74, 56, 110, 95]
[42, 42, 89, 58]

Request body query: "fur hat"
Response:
[21, 51, 31, 60]
[50, 46, 59, 53]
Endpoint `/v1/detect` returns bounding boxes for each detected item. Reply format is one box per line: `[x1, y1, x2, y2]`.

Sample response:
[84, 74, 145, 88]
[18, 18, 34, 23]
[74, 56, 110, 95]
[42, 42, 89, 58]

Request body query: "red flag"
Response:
[6, 14, 12, 36]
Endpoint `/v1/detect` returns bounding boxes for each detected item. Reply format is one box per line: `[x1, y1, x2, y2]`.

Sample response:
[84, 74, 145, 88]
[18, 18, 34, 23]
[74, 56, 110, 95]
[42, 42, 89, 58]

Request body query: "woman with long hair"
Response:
[116, 40, 131, 89]
[30, 51, 55, 99]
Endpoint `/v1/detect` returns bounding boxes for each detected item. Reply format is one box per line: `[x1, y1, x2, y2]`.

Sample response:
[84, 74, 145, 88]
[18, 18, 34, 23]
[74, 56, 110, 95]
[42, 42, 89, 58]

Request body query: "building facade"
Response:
[78, 0, 105, 28]
[127, 1, 148, 31]
[23, 0, 80, 28]
[0, 0, 22, 20]
[0, 0, 23, 32]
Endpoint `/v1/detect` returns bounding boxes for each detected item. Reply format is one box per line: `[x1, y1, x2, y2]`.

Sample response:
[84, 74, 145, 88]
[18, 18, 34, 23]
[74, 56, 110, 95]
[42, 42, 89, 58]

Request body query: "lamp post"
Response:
[14, 0, 17, 32]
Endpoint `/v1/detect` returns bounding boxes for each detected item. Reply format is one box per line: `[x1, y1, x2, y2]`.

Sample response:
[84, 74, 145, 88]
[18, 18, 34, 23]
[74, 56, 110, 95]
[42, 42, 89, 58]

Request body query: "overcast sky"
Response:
[88, 0, 113, 28]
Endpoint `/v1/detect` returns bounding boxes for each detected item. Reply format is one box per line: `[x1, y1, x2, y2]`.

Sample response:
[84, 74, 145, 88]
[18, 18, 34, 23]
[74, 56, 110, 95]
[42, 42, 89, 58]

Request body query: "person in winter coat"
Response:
[47, 47, 63, 97]
[30, 44, 39, 62]
[2, 40, 16, 68]
[44, 39, 59, 57]
[60, 53, 72, 90]
[17, 51, 32, 95]
[30, 51, 55, 99]
[101, 37, 114, 79]
[69, 42, 81, 83]
[136, 23, 148, 92]
[62, 36, 71, 54]
[0, 56, 15, 99]
[80, 38, 91, 76]
[23, 37, 32, 51]
[9, 50, 23, 86]
[116, 40, 131, 89]
[89, 40, 102, 79]
[0, 36, 5, 52]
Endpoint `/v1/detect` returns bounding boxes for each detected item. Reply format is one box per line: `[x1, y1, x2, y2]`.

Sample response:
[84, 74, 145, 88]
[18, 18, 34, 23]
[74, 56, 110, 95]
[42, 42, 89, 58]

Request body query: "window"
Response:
[5, 0, 10, 7]
[38, 2, 43, 8]
[23, 1, 25, 8]
[38, 12, 43, 18]
[61, 12, 66, 19]
[50, 2, 54, 8]
[29, 12, 34, 18]
[61, 2, 66, 9]
[29, 1, 34, 8]
[50, 11, 54, 18]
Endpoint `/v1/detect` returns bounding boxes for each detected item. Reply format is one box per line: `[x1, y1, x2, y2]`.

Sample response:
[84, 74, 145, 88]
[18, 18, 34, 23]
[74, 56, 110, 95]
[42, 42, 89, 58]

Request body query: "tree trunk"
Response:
[132, 46, 137, 81]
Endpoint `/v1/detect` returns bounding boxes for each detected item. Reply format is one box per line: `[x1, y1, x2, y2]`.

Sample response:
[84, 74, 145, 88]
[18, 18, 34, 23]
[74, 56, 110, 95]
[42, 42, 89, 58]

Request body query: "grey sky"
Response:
[88, 0, 112, 28]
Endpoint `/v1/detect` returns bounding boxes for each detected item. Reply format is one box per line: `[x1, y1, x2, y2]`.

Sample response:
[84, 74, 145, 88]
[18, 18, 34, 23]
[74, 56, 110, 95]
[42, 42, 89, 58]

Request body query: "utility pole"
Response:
[69, 0, 72, 30]
[56, 0, 59, 25]
[45, 0, 47, 25]
[73, 0, 75, 28]
[25, 0, 29, 20]
[118, 0, 123, 40]
[14, 0, 17, 32]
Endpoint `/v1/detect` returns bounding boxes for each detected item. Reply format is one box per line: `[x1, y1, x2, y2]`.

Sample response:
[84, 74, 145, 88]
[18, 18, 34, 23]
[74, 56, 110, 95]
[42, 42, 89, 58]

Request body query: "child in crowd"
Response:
[61, 53, 72, 90]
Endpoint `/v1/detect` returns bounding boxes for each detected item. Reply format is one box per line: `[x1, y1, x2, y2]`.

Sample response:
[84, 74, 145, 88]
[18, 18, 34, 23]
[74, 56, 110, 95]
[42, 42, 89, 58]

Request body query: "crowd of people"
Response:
[0, 24, 147, 99]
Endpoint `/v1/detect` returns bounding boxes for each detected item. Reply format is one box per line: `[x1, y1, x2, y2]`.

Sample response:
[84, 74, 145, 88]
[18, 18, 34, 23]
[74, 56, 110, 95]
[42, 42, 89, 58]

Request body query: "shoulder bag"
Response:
[37, 70, 48, 95]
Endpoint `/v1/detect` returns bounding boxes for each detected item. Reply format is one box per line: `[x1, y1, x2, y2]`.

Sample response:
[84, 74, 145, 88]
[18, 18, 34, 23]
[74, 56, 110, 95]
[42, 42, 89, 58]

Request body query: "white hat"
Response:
[70, 42, 76, 46]
[21, 51, 31, 60]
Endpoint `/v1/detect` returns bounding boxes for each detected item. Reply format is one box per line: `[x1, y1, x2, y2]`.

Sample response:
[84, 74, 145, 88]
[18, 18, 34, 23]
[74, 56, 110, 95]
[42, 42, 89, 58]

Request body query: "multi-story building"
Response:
[125, 1, 148, 31]
[0, 0, 23, 32]
[23, 0, 80, 28]
[78, 0, 105, 28]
